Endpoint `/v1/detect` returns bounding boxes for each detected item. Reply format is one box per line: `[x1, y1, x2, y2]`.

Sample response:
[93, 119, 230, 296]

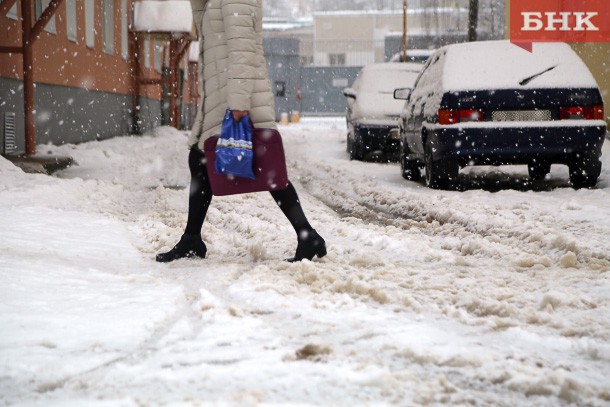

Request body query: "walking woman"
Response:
[157, 0, 326, 263]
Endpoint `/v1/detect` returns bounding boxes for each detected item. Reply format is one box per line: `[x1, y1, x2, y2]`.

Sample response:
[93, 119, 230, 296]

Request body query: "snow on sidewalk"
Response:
[0, 206, 185, 400]
[1, 120, 609, 405]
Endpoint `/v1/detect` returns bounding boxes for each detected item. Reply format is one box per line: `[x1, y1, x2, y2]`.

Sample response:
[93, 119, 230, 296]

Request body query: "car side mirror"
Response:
[343, 88, 357, 99]
[394, 88, 412, 100]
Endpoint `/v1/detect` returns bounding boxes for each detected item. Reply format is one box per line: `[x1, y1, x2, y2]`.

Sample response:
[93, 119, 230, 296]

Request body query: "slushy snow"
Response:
[1, 119, 609, 405]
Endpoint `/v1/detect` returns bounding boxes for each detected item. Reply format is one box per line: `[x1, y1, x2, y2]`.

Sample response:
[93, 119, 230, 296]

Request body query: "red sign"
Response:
[510, 0, 610, 51]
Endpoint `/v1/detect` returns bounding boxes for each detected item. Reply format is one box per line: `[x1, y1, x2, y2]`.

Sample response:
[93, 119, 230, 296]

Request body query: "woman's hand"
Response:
[232, 110, 249, 122]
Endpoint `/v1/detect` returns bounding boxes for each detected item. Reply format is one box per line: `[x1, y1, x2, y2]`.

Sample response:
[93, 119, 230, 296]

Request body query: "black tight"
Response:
[184, 148, 313, 238]
[185, 148, 214, 235]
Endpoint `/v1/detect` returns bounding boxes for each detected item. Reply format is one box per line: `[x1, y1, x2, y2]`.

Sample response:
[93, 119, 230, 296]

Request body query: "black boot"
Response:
[156, 234, 207, 263]
[286, 230, 327, 262]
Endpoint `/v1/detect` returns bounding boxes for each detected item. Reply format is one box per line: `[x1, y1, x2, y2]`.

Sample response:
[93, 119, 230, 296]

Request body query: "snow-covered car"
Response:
[396, 41, 607, 189]
[390, 49, 433, 64]
[343, 63, 422, 160]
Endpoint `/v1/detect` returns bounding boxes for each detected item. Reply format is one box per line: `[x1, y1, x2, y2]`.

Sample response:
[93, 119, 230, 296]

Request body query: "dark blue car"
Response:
[396, 41, 607, 189]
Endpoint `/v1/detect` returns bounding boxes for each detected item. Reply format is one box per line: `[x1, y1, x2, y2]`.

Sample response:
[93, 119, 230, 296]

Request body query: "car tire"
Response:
[348, 131, 364, 161]
[424, 142, 458, 190]
[400, 145, 421, 181]
[347, 133, 360, 160]
[569, 154, 601, 189]
[347, 133, 353, 155]
[528, 161, 551, 181]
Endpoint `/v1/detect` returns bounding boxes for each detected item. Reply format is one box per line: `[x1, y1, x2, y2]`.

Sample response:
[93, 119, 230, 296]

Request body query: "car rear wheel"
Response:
[400, 145, 421, 181]
[424, 143, 458, 190]
[569, 154, 601, 189]
[348, 132, 364, 161]
[528, 161, 551, 181]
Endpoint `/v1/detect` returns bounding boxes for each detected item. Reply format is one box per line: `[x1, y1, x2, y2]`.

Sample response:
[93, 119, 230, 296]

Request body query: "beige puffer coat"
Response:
[188, 0, 277, 150]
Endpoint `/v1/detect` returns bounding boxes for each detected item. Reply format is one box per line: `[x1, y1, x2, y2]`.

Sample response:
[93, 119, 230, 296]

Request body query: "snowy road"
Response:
[1, 118, 609, 405]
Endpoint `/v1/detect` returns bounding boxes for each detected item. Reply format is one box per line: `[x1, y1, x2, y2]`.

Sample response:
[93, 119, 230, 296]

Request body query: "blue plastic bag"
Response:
[214, 109, 256, 180]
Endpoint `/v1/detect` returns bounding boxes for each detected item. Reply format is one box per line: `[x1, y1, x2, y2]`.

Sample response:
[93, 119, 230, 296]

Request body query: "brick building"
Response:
[1, 0, 198, 156]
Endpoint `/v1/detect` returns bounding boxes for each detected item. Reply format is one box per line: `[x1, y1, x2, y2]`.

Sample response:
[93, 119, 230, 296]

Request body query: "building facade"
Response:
[1, 0, 197, 155]
[312, 8, 471, 66]
[262, 6, 474, 115]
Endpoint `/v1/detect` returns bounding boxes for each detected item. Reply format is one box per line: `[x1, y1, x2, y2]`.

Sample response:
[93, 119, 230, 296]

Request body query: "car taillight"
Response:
[438, 109, 485, 125]
[560, 105, 604, 120]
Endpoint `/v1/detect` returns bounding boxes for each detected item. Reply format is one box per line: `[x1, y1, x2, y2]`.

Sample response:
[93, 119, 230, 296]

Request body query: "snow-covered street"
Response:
[1, 118, 609, 406]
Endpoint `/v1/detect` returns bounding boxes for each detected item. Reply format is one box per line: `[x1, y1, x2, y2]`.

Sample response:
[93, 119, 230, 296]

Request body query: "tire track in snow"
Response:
[283, 156, 610, 340]
[290, 158, 610, 271]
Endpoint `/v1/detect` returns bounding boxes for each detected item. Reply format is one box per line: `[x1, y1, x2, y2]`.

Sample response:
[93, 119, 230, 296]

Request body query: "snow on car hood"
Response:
[442, 41, 598, 91]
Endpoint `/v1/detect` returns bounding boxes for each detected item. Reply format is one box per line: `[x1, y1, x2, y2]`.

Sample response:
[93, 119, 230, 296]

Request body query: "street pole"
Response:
[17, 0, 65, 155]
[21, 0, 35, 156]
[402, 0, 407, 62]
[468, 0, 479, 42]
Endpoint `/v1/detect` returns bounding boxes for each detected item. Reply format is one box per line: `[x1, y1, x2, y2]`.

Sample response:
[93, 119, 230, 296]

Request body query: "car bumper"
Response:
[427, 122, 607, 165]
[355, 124, 400, 152]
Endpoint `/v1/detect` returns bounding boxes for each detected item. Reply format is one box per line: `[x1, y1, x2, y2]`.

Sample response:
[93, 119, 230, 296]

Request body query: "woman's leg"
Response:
[269, 182, 313, 239]
[185, 148, 213, 235]
[270, 182, 326, 261]
[156, 148, 211, 262]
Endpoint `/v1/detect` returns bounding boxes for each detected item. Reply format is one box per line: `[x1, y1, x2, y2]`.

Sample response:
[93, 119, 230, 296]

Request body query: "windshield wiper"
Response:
[519, 65, 558, 86]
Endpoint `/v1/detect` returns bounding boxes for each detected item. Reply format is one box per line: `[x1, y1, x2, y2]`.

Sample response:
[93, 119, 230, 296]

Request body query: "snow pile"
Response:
[1, 121, 609, 405]
[133, 1, 193, 33]
[188, 41, 199, 62]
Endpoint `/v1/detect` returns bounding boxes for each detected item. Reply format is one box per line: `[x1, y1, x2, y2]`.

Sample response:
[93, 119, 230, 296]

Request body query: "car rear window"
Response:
[360, 66, 421, 93]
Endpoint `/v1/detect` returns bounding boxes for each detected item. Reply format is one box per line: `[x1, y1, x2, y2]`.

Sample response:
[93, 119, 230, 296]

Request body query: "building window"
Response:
[329, 54, 346, 66]
[35, 0, 56, 34]
[7, 4, 18, 20]
[102, 0, 115, 54]
[85, 0, 95, 48]
[66, 0, 77, 42]
[121, 0, 128, 60]
[144, 40, 150, 69]
[154, 42, 163, 73]
[300, 55, 314, 66]
[275, 81, 286, 97]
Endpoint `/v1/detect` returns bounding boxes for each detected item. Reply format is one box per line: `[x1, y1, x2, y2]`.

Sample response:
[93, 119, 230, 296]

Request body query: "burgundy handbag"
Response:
[203, 127, 289, 196]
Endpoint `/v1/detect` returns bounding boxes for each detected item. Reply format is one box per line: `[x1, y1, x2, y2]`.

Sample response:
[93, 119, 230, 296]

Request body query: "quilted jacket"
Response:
[188, 0, 277, 149]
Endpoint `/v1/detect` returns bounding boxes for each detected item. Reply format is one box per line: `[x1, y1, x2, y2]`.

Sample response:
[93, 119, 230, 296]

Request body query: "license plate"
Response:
[492, 110, 552, 122]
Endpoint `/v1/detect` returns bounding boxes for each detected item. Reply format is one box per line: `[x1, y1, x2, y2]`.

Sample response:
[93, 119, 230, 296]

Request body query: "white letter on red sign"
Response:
[545, 12, 571, 31]
[573, 12, 599, 31]
[522, 12, 543, 31]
